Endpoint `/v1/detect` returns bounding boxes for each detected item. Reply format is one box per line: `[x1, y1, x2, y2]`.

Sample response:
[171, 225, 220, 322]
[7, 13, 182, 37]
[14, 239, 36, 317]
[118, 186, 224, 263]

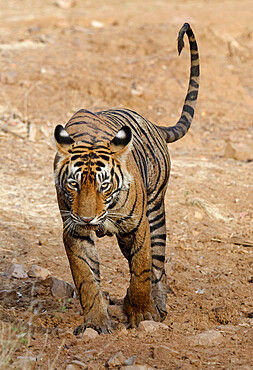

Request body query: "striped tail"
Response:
[159, 23, 200, 143]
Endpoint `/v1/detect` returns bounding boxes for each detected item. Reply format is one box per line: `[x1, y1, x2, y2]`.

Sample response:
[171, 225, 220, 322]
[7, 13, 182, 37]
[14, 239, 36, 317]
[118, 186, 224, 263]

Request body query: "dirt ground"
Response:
[0, 0, 253, 368]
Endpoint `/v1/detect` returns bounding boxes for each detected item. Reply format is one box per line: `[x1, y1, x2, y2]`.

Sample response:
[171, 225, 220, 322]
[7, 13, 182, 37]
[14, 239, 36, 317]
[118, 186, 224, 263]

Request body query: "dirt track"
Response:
[0, 0, 253, 368]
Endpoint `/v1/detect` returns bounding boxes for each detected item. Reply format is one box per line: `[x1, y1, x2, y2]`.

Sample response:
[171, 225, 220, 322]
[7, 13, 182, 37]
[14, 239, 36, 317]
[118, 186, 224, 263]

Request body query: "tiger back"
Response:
[54, 23, 199, 333]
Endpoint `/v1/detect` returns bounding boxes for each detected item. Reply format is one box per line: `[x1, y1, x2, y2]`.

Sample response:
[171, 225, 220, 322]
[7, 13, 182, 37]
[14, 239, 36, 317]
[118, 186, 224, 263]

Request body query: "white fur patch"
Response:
[116, 129, 126, 139]
[60, 129, 70, 138]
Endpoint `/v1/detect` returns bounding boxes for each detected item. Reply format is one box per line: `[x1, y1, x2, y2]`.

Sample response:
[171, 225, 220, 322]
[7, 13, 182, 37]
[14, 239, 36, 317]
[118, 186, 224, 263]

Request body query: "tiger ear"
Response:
[54, 125, 74, 155]
[109, 126, 132, 156]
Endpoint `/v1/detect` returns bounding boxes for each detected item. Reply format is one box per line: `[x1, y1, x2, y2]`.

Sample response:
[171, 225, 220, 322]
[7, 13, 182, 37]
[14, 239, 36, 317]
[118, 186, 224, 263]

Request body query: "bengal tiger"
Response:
[54, 23, 199, 334]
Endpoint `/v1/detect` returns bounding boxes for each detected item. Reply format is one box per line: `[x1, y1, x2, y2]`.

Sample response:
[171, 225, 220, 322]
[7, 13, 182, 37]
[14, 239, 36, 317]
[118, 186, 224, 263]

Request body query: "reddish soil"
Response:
[0, 0, 253, 369]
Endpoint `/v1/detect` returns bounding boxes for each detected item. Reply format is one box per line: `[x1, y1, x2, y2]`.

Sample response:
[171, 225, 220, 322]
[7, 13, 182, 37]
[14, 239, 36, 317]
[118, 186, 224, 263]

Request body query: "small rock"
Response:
[131, 83, 144, 97]
[124, 356, 136, 366]
[34, 277, 75, 299]
[51, 277, 75, 299]
[107, 351, 126, 367]
[188, 330, 223, 346]
[28, 265, 51, 279]
[66, 364, 81, 370]
[82, 328, 99, 342]
[153, 345, 179, 360]
[91, 20, 105, 28]
[56, 0, 75, 8]
[194, 210, 203, 220]
[1, 70, 18, 84]
[5, 264, 28, 279]
[224, 142, 253, 161]
[138, 320, 168, 332]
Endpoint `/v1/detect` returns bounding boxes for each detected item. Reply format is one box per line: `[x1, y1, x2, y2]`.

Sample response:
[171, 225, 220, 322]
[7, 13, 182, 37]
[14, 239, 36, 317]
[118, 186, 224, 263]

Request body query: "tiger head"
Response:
[54, 125, 133, 236]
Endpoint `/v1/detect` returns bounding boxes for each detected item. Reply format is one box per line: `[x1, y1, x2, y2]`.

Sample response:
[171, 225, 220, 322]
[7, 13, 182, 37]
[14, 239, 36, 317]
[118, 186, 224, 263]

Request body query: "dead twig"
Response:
[212, 237, 253, 248]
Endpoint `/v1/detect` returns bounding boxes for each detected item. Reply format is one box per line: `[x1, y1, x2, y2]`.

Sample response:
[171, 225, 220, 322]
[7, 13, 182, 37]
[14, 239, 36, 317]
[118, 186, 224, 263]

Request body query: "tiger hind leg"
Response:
[148, 200, 168, 320]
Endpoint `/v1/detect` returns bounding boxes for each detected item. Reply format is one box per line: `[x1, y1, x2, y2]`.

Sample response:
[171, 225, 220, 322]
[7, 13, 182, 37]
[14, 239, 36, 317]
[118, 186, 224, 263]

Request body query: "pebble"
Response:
[66, 364, 82, 370]
[28, 265, 51, 279]
[131, 83, 144, 97]
[5, 264, 28, 279]
[107, 351, 126, 367]
[82, 328, 99, 342]
[91, 20, 105, 28]
[224, 142, 253, 161]
[124, 356, 136, 366]
[138, 320, 168, 332]
[56, 0, 75, 8]
[153, 345, 179, 361]
[188, 330, 223, 346]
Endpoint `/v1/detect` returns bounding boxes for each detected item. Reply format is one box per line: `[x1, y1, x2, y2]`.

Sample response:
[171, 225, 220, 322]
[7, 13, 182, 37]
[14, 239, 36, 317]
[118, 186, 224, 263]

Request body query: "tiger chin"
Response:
[53, 23, 199, 334]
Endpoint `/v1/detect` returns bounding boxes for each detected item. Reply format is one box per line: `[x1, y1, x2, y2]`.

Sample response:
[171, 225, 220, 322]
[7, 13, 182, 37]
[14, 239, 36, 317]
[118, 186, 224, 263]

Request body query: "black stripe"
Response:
[150, 218, 166, 233]
[152, 254, 165, 262]
[151, 234, 166, 241]
[151, 241, 166, 247]
[191, 65, 200, 77]
[183, 104, 194, 117]
[149, 212, 164, 225]
[152, 263, 162, 270]
[189, 40, 198, 51]
[186, 90, 198, 101]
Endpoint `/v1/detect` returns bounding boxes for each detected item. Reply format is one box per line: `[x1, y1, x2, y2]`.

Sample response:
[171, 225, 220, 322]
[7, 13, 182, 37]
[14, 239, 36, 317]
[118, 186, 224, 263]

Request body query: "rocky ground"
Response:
[0, 0, 253, 369]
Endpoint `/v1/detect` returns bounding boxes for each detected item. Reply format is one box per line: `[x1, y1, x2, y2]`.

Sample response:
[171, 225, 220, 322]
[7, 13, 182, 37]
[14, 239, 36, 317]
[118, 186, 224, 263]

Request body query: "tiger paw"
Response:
[123, 292, 160, 328]
[73, 319, 112, 336]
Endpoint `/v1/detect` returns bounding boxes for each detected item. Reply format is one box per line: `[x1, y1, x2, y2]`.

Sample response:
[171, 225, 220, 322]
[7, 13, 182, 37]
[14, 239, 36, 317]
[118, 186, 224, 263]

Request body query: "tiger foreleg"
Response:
[63, 232, 111, 334]
[120, 219, 160, 328]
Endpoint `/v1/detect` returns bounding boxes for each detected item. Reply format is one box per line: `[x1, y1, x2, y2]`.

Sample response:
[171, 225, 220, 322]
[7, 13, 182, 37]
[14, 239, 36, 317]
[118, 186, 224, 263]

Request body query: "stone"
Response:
[28, 265, 51, 279]
[138, 320, 168, 332]
[194, 210, 203, 220]
[56, 0, 75, 8]
[66, 364, 81, 370]
[188, 330, 223, 346]
[34, 277, 75, 299]
[124, 356, 136, 366]
[131, 83, 144, 97]
[153, 345, 179, 361]
[5, 264, 28, 279]
[107, 351, 126, 367]
[51, 277, 75, 299]
[224, 142, 253, 161]
[91, 20, 105, 28]
[82, 328, 99, 342]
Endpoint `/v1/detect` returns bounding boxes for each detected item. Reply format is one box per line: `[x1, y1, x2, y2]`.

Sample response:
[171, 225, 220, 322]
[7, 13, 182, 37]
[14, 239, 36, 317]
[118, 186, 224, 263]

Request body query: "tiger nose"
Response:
[80, 216, 94, 223]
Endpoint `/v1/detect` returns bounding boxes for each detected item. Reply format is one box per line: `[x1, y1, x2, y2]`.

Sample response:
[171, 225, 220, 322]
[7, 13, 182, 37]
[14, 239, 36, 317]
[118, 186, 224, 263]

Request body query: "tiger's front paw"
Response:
[74, 309, 112, 335]
[123, 291, 160, 328]
[74, 317, 112, 335]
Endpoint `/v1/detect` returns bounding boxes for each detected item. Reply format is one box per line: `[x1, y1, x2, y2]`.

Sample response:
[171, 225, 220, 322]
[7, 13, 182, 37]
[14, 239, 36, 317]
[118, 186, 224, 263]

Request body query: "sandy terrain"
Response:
[0, 0, 253, 368]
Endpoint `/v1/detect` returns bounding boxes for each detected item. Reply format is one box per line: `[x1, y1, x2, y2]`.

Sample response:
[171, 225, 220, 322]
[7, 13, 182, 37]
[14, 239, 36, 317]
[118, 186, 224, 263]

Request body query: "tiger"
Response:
[53, 23, 199, 334]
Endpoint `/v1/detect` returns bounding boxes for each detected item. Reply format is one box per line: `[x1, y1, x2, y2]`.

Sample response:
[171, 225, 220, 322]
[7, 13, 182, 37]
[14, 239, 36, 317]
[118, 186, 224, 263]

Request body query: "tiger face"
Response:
[54, 125, 133, 236]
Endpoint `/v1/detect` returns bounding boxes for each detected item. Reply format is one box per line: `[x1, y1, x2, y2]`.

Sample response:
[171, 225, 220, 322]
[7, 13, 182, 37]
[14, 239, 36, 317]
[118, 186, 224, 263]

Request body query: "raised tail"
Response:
[159, 23, 200, 143]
